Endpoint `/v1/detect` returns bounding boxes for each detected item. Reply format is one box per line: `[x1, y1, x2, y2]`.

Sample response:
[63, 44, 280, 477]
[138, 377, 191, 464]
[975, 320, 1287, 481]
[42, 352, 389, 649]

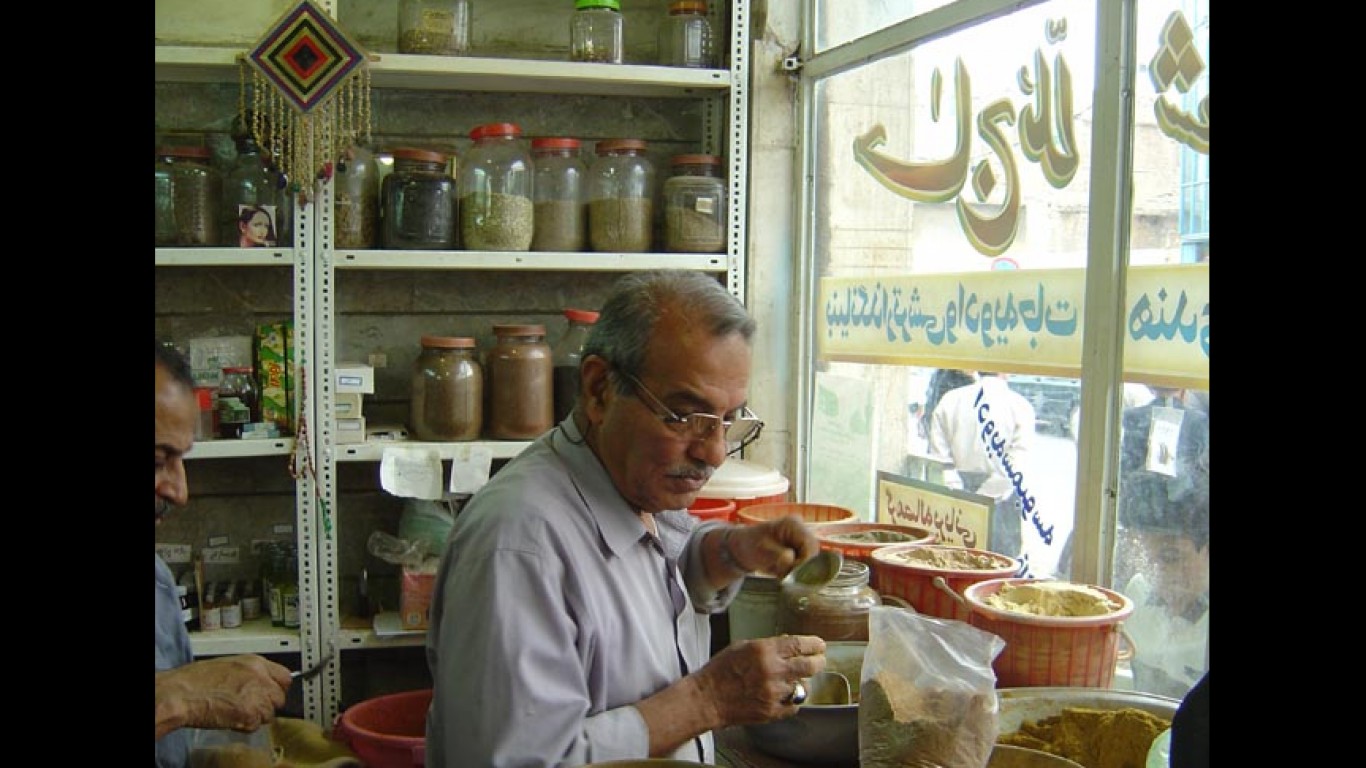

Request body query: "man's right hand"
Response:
[695, 634, 827, 726]
[155, 654, 293, 738]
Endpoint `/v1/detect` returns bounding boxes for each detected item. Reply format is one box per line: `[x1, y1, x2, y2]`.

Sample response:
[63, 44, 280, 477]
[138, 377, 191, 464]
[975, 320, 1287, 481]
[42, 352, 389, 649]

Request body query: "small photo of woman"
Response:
[237, 204, 278, 248]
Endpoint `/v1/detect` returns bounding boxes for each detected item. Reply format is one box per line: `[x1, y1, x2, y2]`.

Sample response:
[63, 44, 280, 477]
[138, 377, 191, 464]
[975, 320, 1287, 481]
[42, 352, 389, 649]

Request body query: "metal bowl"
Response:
[742, 641, 865, 764]
[988, 744, 1084, 768]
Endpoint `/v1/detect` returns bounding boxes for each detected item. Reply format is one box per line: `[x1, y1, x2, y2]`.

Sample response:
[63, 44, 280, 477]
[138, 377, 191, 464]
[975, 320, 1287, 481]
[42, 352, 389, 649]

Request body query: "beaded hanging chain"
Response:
[238, 0, 372, 205]
[288, 366, 333, 538]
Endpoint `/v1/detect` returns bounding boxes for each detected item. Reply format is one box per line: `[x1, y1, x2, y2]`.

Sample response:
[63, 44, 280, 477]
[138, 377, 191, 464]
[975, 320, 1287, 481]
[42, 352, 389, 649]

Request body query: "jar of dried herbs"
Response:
[382, 147, 457, 250]
[487, 324, 553, 440]
[410, 335, 483, 441]
[398, 0, 471, 55]
[531, 137, 588, 252]
[335, 142, 380, 249]
[460, 123, 534, 251]
[155, 145, 220, 246]
[587, 139, 655, 253]
[663, 153, 726, 253]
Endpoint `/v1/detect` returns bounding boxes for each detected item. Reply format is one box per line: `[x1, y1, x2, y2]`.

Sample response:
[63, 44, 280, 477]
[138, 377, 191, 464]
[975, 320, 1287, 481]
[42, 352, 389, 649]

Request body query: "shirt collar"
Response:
[551, 418, 652, 560]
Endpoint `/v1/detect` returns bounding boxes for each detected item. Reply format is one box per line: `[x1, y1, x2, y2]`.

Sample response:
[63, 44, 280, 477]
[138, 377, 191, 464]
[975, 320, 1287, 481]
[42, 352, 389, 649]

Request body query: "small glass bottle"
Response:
[280, 545, 301, 630]
[398, 0, 472, 55]
[487, 324, 553, 440]
[531, 138, 588, 252]
[334, 142, 380, 249]
[217, 366, 259, 439]
[659, 0, 715, 68]
[382, 147, 457, 250]
[411, 335, 484, 441]
[219, 580, 243, 629]
[261, 542, 281, 627]
[551, 309, 600, 424]
[460, 123, 534, 251]
[155, 145, 220, 246]
[570, 0, 623, 64]
[588, 139, 655, 253]
[222, 114, 285, 248]
[776, 560, 882, 642]
[200, 582, 223, 631]
[664, 153, 727, 253]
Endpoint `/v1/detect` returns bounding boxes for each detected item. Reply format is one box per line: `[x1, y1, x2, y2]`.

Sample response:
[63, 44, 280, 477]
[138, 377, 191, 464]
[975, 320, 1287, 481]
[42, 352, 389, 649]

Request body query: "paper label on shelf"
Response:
[156, 543, 193, 564]
[207, 535, 229, 547]
[381, 446, 445, 500]
[449, 444, 493, 495]
[201, 545, 240, 564]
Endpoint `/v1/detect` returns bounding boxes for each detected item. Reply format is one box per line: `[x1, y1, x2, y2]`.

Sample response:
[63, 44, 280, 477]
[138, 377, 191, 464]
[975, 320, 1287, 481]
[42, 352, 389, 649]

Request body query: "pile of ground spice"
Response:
[996, 706, 1170, 768]
[859, 674, 996, 768]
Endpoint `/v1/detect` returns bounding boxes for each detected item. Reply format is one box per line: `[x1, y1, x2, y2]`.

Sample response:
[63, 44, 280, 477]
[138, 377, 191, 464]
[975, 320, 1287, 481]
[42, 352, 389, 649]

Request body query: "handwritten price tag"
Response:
[201, 546, 241, 564]
[156, 543, 192, 564]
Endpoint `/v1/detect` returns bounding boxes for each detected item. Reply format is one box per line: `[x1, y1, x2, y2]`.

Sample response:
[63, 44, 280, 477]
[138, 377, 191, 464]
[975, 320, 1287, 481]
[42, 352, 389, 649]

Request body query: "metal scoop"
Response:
[783, 548, 843, 590]
[803, 670, 853, 706]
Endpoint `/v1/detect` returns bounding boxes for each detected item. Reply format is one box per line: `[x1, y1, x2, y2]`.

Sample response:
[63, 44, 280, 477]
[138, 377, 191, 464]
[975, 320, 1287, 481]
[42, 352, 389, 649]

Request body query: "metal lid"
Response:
[669, 0, 707, 13]
[420, 336, 476, 349]
[391, 147, 448, 164]
[595, 138, 648, 154]
[671, 153, 721, 167]
[493, 324, 547, 337]
[470, 122, 523, 140]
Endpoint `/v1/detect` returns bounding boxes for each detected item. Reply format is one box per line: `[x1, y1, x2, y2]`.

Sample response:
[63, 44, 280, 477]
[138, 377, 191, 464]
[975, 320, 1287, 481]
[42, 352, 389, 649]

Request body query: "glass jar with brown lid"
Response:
[486, 324, 553, 440]
[663, 153, 726, 253]
[381, 147, 457, 250]
[776, 560, 882, 642]
[587, 139, 655, 253]
[410, 335, 483, 441]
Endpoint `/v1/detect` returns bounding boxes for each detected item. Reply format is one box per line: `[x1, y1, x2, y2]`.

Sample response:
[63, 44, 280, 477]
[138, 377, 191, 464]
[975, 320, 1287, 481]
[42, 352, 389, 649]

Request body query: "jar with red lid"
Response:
[775, 560, 882, 642]
[410, 336, 483, 441]
[155, 145, 221, 246]
[551, 308, 600, 423]
[381, 147, 457, 250]
[531, 137, 587, 252]
[460, 123, 534, 251]
[663, 153, 726, 253]
[486, 324, 553, 440]
[588, 139, 655, 253]
[658, 0, 714, 68]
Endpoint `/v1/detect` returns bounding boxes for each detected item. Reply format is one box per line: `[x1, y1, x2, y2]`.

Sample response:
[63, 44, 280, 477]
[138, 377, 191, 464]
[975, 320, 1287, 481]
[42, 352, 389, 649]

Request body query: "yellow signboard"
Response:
[876, 471, 993, 550]
[819, 263, 1208, 389]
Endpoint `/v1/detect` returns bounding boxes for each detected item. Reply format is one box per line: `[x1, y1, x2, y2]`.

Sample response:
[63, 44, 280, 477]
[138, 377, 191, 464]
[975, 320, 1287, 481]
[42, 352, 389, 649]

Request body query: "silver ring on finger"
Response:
[781, 680, 807, 706]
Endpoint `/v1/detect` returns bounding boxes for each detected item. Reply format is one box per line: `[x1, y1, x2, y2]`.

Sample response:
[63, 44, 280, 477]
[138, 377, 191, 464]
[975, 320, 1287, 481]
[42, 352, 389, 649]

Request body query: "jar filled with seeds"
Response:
[410, 335, 483, 441]
[155, 145, 220, 246]
[587, 139, 655, 253]
[570, 0, 623, 64]
[398, 0, 472, 55]
[335, 142, 380, 249]
[663, 153, 726, 253]
[382, 147, 457, 250]
[531, 137, 588, 252]
[486, 324, 553, 440]
[460, 123, 534, 251]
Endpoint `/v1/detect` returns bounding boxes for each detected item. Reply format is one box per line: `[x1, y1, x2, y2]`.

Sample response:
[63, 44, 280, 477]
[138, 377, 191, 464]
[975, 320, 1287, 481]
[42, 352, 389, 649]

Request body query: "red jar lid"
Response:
[421, 336, 476, 349]
[595, 138, 647, 154]
[222, 365, 254, 374]
[157, 145, 211, 159]
[672, 154, 721, 167]
[493, 324, 547, 337]
[470, 122, 523, 140]
[391, 147, 449, 164]
[532, 137, 582, 152]
[564, 308, 600, 324]
[669, 0, 707, 13]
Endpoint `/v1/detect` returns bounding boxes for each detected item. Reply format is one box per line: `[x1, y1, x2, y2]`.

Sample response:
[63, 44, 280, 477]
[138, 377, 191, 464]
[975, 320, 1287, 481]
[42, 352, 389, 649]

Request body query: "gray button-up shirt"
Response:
[425, 418, 741, 767]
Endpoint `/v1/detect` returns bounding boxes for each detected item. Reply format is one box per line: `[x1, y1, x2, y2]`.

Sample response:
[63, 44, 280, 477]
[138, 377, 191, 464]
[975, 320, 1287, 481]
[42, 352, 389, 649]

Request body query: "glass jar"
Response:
[335, 142, 380, 249]
[531, 138, 588, 252]
[460, 123, 534, 251]
[217, 365, 259, 439]
[486, 324, 553, 440]
[398, 0, 472, 55]
[155, 145, 220, 246]
[659, 0, 714, 68]
[551, 308, 599, 423]
[728, 574, 781, 642]
[222, 118, 285, 248]
[570, 0, 623, 63]
[410, 336, 483, 441]
[664, 153, 726, 253]
[382, 147, 457, 249]
[775, 560, 881, 642]
[588, 139, 655, 252]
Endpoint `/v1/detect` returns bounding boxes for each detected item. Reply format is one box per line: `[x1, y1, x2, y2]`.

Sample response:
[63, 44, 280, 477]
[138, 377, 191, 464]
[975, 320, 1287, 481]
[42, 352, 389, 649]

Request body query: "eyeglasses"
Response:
[619, 371, 764, 456]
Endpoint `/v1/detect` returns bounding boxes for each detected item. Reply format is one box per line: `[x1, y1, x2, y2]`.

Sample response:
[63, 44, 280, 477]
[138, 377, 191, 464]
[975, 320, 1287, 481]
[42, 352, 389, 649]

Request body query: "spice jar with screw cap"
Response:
[588, 139, 655, 253]
[382, 147, 457, 250]
[411, 336, 483, 441]
[531, 138, 588, 252]
[461, 123, 534, 251]
[664, 153, 726, 253]
[487, 324, 553, 440]
[398, 0, 472, 55]
[659, 0, 715, 68]
[570, 0, 623, 64]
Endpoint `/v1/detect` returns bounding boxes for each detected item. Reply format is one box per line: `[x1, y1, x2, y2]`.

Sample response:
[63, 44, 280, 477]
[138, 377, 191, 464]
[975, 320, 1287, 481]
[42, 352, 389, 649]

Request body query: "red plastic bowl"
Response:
[334, 688, 431, 768]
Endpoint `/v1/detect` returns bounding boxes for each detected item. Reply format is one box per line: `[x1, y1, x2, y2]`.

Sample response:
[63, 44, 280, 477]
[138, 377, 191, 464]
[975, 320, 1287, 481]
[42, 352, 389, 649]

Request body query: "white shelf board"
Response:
[187, 438, 295, 460]
[335, 439, 531, 463]
[154, 46, 730, 98]
[334, 249, 727, 271]
[156, 247, 293, 267]
[190, 617, 301, 657]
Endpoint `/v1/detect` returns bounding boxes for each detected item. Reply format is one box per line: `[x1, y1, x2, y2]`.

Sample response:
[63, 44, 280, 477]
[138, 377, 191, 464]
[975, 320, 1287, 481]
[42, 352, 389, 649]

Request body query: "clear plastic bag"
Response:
[859, 605, 1007, 768]
[187, 726, 278, 767]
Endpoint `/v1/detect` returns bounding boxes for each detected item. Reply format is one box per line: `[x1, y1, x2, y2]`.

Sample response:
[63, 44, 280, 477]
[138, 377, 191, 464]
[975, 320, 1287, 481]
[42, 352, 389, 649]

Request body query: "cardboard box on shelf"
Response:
[400, 564, 437, 630]
[334, 392, 364, 418]
[335, 416, 367, 444]
[256, 321, 293, 435]
[336, 362, 375, 394]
